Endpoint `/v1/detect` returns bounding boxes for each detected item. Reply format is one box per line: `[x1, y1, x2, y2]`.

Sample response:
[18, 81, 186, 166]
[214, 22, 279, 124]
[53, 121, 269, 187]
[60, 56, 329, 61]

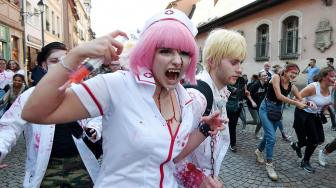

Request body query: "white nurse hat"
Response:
[141, 9, 198, 37]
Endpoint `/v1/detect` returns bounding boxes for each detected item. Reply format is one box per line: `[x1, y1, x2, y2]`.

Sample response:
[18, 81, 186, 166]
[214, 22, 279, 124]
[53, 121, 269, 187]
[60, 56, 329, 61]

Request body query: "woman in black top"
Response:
[247, 70, 268, 138]
[254, 63, 306, 181]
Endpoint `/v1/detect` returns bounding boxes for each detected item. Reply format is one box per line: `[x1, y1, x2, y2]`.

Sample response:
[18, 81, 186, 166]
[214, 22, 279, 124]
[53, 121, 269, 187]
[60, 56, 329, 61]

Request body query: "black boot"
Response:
[290, 142, 302, 158]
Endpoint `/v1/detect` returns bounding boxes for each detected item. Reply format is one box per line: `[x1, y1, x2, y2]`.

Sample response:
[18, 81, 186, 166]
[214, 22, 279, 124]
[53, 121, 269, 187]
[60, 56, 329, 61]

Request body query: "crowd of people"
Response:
[0, 8, 335, 188]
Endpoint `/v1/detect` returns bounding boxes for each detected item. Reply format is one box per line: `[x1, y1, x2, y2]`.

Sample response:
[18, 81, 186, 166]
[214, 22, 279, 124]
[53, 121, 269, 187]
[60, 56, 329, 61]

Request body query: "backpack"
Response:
[184, 80, 213, 116]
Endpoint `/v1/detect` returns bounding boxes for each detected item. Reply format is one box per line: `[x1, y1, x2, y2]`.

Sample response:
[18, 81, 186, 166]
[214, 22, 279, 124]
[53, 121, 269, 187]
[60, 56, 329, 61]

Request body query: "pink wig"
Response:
[129, 19, 198, 84]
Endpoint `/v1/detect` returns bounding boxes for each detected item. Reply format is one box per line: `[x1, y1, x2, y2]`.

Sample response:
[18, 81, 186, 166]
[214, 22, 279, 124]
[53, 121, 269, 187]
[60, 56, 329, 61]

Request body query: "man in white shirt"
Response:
[189, 29, 246, 177]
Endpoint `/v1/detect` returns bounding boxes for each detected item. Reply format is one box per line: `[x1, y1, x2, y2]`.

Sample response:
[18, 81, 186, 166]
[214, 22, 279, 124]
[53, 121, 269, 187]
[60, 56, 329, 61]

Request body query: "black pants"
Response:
[293, 108, 325, 162]
[227, 107, 242, 147]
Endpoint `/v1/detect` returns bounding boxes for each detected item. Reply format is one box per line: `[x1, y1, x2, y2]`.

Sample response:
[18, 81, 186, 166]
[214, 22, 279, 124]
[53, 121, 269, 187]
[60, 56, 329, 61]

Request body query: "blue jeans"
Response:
[258, 99, 283, 161]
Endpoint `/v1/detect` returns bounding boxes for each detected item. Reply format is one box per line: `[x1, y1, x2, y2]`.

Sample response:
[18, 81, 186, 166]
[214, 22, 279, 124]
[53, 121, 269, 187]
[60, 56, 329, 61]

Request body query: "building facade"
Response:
[193, 0, 335, 86]
[44, 0, 63, 44]
[0, 0, 23, 64]
[62, 0, 92, 49]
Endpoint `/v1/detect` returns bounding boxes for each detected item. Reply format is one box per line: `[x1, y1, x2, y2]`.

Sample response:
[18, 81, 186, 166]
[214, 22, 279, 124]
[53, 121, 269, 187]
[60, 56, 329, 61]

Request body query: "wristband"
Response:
[59, 56, 76, 73]
[199, 123, 211, 137]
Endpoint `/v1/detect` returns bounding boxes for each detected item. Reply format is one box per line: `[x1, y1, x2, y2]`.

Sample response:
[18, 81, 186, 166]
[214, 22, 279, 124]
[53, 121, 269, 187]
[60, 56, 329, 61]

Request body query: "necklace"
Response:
[156, 88, 181, 133]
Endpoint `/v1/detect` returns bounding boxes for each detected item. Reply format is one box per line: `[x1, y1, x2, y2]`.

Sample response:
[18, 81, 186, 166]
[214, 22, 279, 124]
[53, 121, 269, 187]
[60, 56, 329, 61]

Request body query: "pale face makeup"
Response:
[152, 48, 191, 90]
[215, 58, 242, 86]
[45, 50, 67, 71]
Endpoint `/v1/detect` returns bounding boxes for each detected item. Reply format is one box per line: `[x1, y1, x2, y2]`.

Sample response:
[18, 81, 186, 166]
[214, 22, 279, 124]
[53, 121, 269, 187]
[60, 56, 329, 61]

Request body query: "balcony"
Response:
[254, 42, 270, 61]
[279, 37, 300, 60]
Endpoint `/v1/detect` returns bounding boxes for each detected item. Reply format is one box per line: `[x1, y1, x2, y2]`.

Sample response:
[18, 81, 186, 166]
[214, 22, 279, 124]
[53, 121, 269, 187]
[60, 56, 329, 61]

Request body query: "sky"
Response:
[91, 0, 169, 37]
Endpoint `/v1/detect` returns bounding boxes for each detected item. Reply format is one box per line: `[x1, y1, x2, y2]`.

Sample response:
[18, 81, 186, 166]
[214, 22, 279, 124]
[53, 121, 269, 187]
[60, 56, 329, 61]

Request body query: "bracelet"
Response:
[199, 123, 211, 137]
[59, 56, 76, 73]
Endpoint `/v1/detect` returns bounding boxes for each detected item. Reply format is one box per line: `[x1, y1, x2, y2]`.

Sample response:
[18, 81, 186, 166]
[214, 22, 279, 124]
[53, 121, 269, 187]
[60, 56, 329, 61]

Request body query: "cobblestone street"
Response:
[220, 106, 336, 188]
[0, 106, 335, 187]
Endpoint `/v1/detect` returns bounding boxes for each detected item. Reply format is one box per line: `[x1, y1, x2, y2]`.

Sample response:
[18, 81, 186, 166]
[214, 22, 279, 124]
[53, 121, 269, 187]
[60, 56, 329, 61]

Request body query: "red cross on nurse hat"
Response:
[141, 8, 198, 37]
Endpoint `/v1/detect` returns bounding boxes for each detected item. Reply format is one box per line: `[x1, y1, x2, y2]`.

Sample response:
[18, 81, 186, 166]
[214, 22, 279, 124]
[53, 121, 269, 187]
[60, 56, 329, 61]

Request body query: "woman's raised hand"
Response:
[66, 30, 128, 66]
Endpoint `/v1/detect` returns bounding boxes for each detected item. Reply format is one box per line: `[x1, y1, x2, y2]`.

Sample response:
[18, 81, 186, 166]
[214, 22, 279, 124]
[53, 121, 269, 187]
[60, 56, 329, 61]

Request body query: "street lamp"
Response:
[37, 0, 45, 47]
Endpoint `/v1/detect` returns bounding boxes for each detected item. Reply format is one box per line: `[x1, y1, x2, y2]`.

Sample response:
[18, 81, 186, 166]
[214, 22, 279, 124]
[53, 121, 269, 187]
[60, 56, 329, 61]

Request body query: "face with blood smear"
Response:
[152, 48, 191, 90]
[284, 67, 299, 81]
[325, 71, 336, 86]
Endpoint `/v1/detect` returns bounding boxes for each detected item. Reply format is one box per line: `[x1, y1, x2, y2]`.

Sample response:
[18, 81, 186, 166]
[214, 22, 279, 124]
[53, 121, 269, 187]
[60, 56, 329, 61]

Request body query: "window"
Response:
[56, 16, 60, 37]
[45, 5, 50, 31]
[11, 36, 19, 61]
[26, 2, 32, 24]
[33, 8, 39, 27]
[52, 11, 55, 34]
[280, 16, 299, 59]
[255, 24, 269, 61]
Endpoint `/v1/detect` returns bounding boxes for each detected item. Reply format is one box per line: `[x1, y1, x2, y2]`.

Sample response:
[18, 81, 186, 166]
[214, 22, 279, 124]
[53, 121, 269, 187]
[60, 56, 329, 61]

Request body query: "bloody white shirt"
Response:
[71, 69, 206, 188]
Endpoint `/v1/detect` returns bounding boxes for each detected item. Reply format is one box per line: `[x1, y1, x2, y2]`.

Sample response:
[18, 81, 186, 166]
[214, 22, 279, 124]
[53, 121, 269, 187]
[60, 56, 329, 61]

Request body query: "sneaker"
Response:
[265, 162, 278, 181]
[300, 161, 315, 173]
[290, 142, 302, 158]
[254, 133, 263, 140]
[254, 149, 265, 164]
[230, 145, 237, 153]
[318, 149, 328, 166]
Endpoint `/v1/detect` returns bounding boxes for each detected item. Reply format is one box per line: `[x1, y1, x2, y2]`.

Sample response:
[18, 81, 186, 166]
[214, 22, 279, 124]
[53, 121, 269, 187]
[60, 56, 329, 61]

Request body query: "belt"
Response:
[265, 98, 282, 105]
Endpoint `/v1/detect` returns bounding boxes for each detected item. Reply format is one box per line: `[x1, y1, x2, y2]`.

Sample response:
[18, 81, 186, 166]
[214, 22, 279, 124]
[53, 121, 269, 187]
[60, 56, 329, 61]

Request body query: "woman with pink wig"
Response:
[22, 9, 223, 188]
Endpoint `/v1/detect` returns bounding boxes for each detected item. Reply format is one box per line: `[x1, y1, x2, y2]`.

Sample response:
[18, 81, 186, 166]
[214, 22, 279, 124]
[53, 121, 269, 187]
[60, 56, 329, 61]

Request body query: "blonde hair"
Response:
[202, 29, 247, 71]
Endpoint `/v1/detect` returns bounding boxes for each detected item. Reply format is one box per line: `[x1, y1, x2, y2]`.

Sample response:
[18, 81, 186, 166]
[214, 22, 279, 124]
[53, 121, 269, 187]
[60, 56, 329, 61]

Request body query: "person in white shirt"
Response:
[0, 42, 102, 188]
[262, 62, 272, 81]
[0, 58, 14, 116]
[0, 58, 14, 98]
[7, 59, 25, 75]
[185, 29, 246, 177]
[21, 9, 224, 188]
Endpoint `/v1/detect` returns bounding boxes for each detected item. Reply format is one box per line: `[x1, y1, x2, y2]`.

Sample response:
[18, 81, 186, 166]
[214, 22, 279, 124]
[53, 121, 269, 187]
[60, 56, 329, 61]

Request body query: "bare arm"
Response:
[271, 75, 301, 106]
[174, 112, 225, 163]
[291, 84, 303, 101]
[22, 31, 128, 124]
[173, 130, 205, 163]
[299, 84, 315, 99]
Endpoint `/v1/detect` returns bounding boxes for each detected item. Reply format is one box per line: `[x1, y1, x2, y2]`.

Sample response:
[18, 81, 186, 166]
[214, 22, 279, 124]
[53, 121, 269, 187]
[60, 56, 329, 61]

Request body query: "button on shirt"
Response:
[71, 69, 204, 188]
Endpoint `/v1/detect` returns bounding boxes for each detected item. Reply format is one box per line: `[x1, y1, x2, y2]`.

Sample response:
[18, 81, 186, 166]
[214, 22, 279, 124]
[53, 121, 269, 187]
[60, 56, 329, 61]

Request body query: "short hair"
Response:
[129, 19, 198, 84]
[310, 58, 316, 63]
[202, 29, 246, 71]
[327, 57, 334, 63]
[36, 42, 67, 66]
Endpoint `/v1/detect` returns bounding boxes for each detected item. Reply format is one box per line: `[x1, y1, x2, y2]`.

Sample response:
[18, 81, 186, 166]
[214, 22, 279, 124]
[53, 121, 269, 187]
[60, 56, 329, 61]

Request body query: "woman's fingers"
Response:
[109, 30, 128, 39]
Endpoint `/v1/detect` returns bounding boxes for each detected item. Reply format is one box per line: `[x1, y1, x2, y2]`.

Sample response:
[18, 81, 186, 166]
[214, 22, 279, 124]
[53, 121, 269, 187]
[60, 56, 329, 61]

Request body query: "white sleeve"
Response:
[71, 74, 113, 117]
[0, 90, 30, 162]
[82, 116, 102, 143]
[186, 88, 207, 130]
